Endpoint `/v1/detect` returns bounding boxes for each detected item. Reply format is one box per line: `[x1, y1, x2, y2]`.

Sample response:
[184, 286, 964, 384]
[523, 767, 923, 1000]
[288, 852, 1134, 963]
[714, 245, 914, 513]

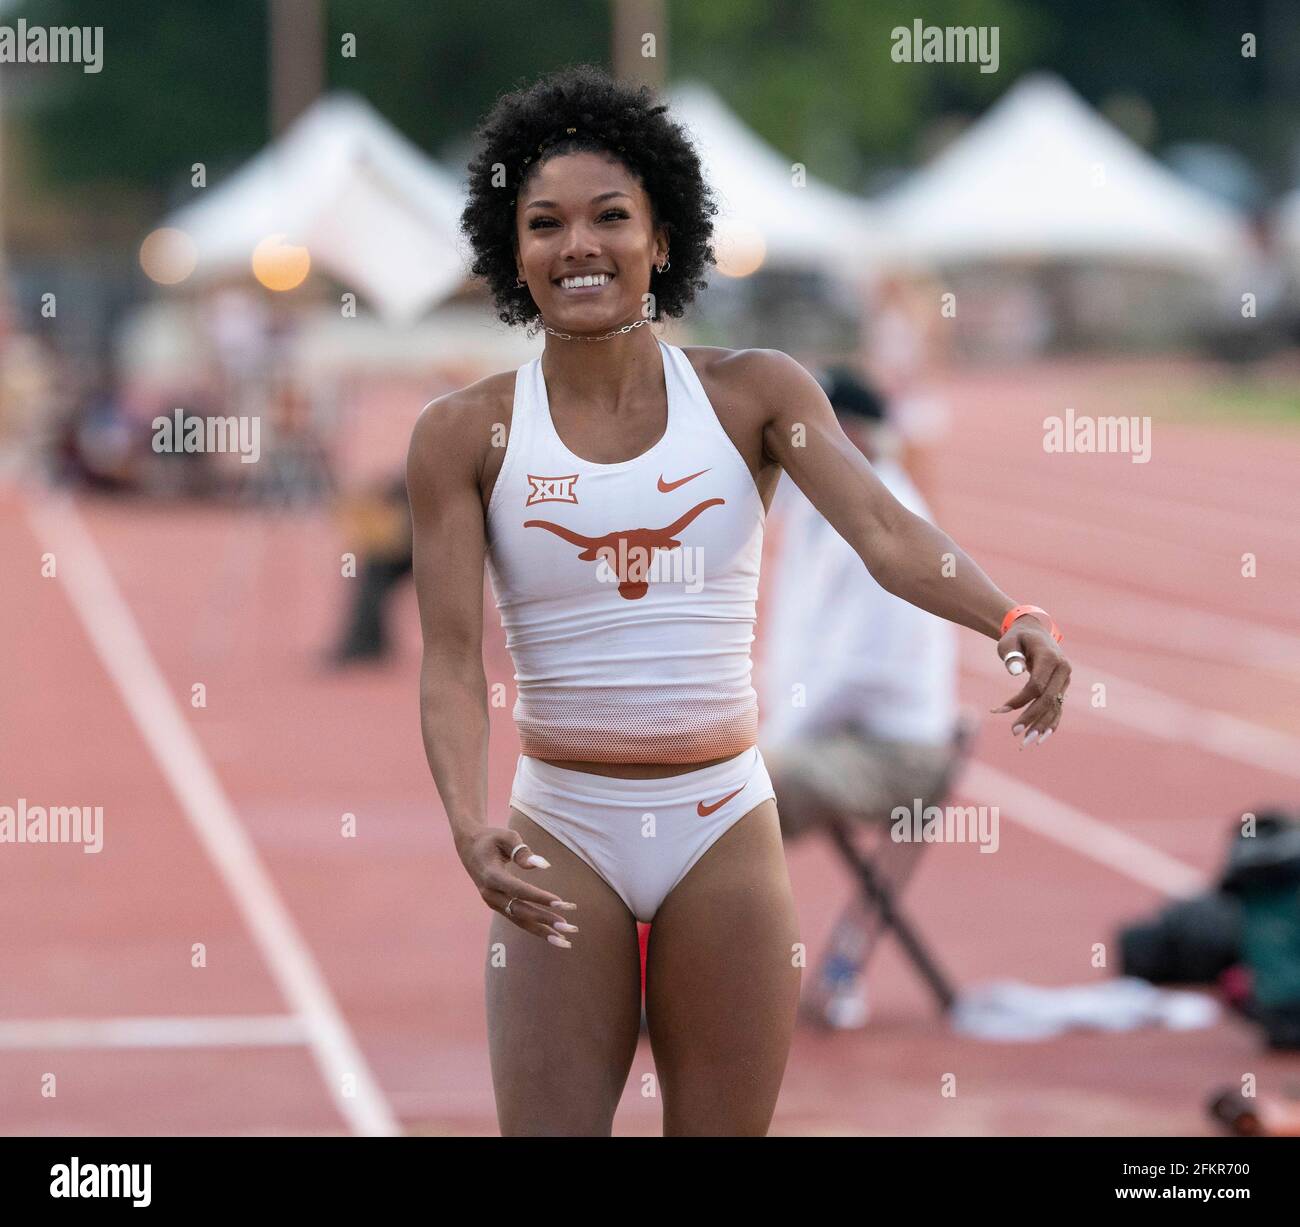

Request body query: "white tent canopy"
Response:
[162, 93, 467, 323]
[667, 82, 882, 276]
[879, 74, 1250, 274]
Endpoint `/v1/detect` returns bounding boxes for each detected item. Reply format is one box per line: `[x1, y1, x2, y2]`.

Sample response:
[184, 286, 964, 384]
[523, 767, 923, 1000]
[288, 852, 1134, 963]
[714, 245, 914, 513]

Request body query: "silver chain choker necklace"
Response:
[539, 317, 654, 342]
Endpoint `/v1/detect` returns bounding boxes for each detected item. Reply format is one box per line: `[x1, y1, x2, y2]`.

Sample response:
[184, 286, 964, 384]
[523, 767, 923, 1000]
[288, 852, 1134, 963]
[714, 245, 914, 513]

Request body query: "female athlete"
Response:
[407, 65, 1071, 1136]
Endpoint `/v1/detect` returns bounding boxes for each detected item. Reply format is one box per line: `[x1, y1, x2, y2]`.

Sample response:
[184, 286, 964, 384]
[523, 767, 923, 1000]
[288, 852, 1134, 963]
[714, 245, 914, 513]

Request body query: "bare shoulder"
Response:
[679, 347, 818, 490]
[681, 345, 820, 410]
[408, 369, 517, 486]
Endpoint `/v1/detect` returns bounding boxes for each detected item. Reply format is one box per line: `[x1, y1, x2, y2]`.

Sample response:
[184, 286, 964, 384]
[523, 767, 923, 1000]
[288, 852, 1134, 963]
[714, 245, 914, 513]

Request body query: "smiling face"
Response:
[515, 151, 669, 334]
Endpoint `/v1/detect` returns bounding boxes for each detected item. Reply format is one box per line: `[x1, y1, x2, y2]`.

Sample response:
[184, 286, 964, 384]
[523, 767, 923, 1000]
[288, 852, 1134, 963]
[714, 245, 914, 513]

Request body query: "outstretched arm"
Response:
[752, 349, 1070, 743]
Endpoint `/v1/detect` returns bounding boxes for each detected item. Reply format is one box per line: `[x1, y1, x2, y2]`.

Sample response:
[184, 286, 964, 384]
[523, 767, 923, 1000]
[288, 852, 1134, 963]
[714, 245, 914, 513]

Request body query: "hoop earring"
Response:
[515, 277, 526, 287]
[656, 259, 671, 274]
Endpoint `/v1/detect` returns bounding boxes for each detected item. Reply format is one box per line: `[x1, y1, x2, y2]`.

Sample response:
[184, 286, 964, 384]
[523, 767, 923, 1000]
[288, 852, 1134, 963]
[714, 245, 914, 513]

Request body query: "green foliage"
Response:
[14, 0, 609, 196]
[673, 0, 1039, 185]
[10, 0, 1297, 205]
[16, 0, 268, 195]
[326, 0, 609, 158]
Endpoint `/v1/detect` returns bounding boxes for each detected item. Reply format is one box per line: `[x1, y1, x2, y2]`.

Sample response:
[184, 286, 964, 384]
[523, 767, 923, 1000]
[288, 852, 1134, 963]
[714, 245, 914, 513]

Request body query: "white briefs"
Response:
[508, 746, 776, 922]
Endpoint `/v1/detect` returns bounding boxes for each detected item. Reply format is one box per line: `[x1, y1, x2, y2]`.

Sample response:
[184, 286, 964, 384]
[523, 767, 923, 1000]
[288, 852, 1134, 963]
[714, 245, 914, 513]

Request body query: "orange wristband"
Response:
[1001, 603, 1063, 644]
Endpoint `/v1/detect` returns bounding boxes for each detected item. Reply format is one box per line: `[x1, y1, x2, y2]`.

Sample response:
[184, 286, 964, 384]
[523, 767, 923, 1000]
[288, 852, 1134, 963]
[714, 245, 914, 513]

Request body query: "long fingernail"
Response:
[555, 922, 579, 933]
[526, 854, 550, 869]
[1012, 724, 1025, 736]
[547, 934, 572, 948]
[1024, 730, 1039, 746]
[551, 900, 577, 910]
[1039, 729, 1053, 744]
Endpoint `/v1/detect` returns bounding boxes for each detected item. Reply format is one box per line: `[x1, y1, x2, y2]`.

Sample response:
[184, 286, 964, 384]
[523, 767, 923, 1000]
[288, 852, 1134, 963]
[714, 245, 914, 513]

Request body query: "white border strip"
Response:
[966, 544, 1300, 678]
[957, 761, 1207, 897]
[0, 1015, 306, 1049]
[968, 648, 1300, 780]
[25, 494, 399, 1137]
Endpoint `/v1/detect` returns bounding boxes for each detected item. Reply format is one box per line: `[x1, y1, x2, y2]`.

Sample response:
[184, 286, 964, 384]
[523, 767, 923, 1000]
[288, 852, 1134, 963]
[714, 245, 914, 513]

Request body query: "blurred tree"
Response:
[326, 0, 609, 160]
[15, 0, 268, 198]
[1026, 0, 1300, 198]
[13, 0, 609, 203]
[11, 0, 1300, 207]
[671, 0, 1040, 188]
[669, 0, 1300, 193]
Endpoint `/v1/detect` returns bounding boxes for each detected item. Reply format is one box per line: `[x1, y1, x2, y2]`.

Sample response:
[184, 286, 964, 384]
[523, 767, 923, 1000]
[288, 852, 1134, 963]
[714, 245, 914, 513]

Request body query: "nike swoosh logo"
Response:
[658, 468, 710, 492]
[697, 786, 744, 817]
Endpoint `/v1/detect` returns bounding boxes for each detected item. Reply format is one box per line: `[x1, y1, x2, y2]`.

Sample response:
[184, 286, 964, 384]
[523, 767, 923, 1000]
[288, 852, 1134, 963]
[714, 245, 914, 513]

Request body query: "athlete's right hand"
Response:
[457, 827, 579, 947]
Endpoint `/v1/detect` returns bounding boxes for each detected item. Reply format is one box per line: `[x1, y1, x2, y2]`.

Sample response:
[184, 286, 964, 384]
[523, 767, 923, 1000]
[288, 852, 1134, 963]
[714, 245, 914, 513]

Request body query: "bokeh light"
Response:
[138, 227, 197, 285]
[713, 219, 766, 277]
[251, 234, 312, 291]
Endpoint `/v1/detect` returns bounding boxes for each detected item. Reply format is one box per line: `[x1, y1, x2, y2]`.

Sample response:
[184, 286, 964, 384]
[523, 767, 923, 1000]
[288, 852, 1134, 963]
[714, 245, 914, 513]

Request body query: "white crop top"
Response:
[485, 339, 765, 764]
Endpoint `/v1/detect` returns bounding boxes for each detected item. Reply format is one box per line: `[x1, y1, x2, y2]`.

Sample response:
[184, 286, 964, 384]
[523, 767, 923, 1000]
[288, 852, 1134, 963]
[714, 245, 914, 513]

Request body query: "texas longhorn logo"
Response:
[525, 498, 724, 600]
[525, 473, 580, 506]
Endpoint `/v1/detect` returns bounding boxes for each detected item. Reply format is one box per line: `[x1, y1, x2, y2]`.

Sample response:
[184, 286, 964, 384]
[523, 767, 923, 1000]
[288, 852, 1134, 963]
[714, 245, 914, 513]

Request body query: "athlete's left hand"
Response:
[990, 615, 1071, 747]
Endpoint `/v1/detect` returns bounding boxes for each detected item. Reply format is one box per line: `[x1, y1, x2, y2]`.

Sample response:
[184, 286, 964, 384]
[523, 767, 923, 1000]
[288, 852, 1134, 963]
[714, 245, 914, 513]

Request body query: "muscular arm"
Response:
[407, 393, 492, 852]
[751, 349, 1012, 640]
[408, 389, 578, 930]
[741, 347, 1070, 741]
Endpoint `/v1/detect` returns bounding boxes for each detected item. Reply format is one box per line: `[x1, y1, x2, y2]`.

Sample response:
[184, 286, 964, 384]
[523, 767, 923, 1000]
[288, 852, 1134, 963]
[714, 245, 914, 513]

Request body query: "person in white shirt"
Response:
[761, 367, 960, 1027]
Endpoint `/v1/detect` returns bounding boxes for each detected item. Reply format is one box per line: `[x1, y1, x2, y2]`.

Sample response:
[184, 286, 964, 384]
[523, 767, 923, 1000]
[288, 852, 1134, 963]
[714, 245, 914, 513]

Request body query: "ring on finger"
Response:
[508, 842, 527, 863]
[504, 897, 517, 918]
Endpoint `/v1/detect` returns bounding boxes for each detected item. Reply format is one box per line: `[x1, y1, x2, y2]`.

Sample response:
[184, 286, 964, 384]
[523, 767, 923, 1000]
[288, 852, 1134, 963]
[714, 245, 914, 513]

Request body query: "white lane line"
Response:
[957, 761, 1207, 898]
[25, 493, 400, 1137]
[967, 647, 1300, 780]
[944, 494, 1254, 583]
[964, 545, 1300, 678]
[947, 453, 1300, 543]
[0, 1015, 306, 1049]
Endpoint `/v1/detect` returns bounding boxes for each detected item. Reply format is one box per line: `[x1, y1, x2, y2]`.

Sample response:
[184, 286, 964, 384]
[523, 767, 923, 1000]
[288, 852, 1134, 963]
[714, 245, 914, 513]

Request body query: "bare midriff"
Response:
[537, 753, 738, 778]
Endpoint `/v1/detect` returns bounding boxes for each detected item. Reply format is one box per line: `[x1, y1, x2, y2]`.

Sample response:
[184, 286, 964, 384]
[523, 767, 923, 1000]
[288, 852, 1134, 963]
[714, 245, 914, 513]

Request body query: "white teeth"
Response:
[560, 273, 610, 289]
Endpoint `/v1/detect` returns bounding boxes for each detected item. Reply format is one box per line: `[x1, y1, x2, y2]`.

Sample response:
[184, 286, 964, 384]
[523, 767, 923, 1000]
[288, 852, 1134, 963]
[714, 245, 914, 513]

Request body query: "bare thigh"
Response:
[485, 809, 642, 1137]
[645, 798, 801, 1136]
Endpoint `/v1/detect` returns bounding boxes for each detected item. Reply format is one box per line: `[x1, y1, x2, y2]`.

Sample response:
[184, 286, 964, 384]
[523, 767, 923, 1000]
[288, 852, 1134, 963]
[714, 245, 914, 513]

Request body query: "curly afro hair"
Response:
[461, 65, 717, 329]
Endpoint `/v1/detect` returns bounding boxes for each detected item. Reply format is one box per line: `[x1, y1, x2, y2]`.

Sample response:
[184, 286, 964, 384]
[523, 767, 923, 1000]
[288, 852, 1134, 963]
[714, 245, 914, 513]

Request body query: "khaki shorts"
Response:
[764, 728, 955, 840]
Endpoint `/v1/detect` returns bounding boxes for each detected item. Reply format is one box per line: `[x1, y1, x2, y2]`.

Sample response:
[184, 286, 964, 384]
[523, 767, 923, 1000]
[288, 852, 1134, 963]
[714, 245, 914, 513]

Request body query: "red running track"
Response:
[2, 356, 1298, 1135]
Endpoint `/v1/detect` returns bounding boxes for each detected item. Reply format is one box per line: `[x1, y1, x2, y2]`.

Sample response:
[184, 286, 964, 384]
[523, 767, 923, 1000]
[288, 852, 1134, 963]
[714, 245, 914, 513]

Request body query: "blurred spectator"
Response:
[203, 287, 273, 418]
[55, 372, 140, 492]
[0, 327, 57, 479]
[761, 366, 959, 1027]
[253, 375, 335, 506]
[143, 381, 231, 500]
[329, 474, 413, 665]
[1205, 212, 1294, 364]
[863, 273, 953, 513]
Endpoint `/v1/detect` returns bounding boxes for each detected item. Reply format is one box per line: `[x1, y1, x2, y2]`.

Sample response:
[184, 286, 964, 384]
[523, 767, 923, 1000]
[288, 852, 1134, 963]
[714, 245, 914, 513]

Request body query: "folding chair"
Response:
[813, 711, 978, 1017]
